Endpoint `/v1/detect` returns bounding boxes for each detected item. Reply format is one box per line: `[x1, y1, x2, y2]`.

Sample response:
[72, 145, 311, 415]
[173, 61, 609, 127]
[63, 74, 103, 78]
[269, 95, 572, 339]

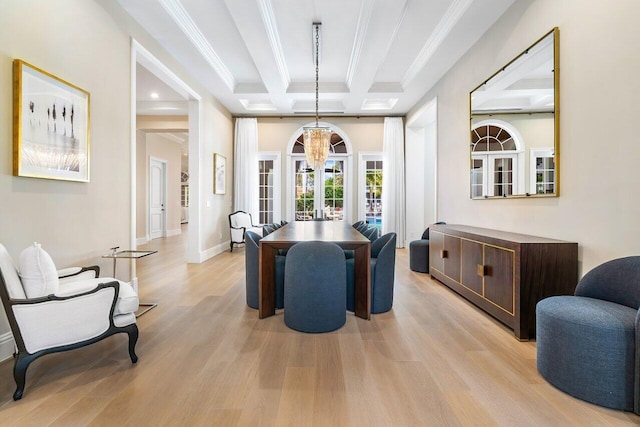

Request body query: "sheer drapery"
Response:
[233, 118, 259, 219]
[381, 117, 405, 248]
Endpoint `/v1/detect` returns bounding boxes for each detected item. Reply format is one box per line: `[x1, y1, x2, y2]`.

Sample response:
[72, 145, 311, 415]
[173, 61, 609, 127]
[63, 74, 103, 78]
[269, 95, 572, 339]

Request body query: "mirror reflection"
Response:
[470, 28, 558, 198]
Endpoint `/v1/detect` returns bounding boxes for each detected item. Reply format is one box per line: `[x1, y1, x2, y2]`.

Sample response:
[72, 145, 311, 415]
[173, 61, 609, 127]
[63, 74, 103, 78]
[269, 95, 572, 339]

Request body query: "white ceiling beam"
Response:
[159, 0, 236, 92]
[257, 0, 291, 90]
[401, 0, 474, 88]
[345, 0, 375, 89]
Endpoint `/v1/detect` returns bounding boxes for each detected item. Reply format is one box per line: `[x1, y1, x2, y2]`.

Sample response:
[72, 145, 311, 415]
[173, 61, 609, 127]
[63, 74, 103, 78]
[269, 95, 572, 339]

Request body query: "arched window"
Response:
[287, 123, 352, 222]
[470, 121, 524, 198]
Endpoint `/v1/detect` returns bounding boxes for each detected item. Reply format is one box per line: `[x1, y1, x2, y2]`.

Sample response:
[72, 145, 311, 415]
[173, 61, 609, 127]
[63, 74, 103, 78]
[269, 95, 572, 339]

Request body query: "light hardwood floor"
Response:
[0, 228, 638, 426]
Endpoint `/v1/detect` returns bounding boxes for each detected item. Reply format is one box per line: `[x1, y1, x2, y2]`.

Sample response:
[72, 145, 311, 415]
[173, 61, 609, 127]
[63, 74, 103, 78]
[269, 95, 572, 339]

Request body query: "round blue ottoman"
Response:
[536, 296, 637, 411]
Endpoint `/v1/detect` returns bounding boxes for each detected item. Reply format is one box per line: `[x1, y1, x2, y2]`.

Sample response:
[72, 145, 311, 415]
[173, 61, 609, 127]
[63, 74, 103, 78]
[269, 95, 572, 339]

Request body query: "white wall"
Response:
[408, 0, 640, 275]
[0, 0, 234, 360]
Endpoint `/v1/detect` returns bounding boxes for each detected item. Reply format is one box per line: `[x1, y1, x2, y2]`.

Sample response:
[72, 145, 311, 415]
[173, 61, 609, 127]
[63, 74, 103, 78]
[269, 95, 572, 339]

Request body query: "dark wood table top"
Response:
[261, 221, 370, 244]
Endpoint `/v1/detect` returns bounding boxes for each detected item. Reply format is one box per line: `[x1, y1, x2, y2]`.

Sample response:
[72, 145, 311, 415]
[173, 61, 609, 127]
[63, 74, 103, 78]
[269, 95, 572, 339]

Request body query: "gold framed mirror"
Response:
[470, 27, 559, 199]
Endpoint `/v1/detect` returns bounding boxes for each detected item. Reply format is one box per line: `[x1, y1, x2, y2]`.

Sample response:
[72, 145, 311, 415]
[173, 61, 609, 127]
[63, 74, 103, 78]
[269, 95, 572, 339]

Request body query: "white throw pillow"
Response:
[19, 243, 59, 298]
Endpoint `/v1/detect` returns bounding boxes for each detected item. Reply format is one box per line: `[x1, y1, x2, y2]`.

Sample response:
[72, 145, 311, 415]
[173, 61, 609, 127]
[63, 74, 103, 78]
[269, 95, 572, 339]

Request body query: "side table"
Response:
[102, 246, 158, 317]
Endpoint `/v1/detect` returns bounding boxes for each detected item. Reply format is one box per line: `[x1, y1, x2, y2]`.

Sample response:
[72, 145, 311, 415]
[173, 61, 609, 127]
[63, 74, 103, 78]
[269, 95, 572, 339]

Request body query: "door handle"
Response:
[440, 250, 448, 259]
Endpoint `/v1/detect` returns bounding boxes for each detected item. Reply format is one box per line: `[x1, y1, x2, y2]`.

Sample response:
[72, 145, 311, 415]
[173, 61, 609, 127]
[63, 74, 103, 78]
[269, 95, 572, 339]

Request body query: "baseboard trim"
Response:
[136, 236, 149, 246]
[197, 240, 230, 263]
[0, 332, 15, 362]
[167, 228, 182, 237]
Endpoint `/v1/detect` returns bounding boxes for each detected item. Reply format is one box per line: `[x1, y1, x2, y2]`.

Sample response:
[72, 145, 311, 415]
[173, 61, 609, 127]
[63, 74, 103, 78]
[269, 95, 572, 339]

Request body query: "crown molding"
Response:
[257, 0, 290, 90]
[159, 0, 236, 91]
[345, 0, 375, 89]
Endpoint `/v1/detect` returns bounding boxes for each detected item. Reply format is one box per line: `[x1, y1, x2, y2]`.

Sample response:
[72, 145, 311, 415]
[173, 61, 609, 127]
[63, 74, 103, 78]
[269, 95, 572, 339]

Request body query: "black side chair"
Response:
[409, 221, 446, 273]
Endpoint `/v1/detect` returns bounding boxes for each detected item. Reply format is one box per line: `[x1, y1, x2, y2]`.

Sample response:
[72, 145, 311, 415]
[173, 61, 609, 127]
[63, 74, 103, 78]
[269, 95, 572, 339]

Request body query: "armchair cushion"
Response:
[19, 243, 59, 298]
[56, 278, 139, 315]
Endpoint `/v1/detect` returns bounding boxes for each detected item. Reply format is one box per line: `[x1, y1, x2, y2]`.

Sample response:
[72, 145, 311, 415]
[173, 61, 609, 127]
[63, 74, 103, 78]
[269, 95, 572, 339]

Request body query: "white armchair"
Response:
[0, 243, 139, 400]
[228, 210, 263, 252]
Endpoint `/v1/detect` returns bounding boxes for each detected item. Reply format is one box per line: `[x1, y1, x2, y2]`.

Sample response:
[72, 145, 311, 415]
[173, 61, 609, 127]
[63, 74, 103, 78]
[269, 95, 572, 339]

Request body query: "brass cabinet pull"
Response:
[440, 250, 448, 259]
[477, 264, 487, 277]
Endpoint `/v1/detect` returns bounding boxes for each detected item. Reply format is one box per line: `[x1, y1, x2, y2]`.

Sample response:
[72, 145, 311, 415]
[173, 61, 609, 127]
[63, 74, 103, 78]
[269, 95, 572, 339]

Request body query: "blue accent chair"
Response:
[536, 256, 640, 414]
[356, 223, 369, 233]
[263, 224, 275, 236]
[409, 221, 446, 273]
[362, 227, 379, 242]
[245, 231, 285, 310]
[346, 232, 397, 314]
[284, 241, 346, 333]
[353, 220, 365, 229]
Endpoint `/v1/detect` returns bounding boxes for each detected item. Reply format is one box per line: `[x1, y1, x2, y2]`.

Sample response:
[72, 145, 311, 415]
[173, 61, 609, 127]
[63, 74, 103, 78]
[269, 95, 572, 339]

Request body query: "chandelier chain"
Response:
[315, 24, 319, 126]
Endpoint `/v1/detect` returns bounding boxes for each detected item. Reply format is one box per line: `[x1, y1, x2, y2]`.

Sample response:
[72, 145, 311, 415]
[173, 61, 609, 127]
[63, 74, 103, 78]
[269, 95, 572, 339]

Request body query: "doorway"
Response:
[149, 157, 167, 240]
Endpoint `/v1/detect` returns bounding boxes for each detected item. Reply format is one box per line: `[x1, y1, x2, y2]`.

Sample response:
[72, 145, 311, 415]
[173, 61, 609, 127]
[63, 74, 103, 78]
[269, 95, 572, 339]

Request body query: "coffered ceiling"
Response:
[119, 0, 515, 116]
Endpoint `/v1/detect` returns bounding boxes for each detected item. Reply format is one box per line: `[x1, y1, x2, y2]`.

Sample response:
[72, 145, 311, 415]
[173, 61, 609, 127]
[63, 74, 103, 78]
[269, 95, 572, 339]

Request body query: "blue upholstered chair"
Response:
[353, 220, 365, 229]
[409, 221, 446, 273]
[356, 223, 368, 234]
[263, 224, 275, 236]
[362, 227, 379, 242]
[284, 241, 346, 333]
[346, 232, 397, 314]
[245, 231, 285, 310]
[536, 256, 640, 414]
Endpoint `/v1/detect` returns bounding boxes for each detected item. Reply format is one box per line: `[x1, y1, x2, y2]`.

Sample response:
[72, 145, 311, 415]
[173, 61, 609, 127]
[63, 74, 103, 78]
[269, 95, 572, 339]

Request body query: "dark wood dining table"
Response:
[258, 221, 371, 320]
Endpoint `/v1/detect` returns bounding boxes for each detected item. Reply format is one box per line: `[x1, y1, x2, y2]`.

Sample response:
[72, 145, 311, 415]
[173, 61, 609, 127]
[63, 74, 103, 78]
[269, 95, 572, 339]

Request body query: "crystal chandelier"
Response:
[303, 23, 332, 171]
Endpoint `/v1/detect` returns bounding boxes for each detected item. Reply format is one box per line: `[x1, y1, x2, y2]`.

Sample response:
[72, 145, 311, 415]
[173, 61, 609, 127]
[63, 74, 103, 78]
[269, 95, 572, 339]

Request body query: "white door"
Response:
[149, 158, 166, 240]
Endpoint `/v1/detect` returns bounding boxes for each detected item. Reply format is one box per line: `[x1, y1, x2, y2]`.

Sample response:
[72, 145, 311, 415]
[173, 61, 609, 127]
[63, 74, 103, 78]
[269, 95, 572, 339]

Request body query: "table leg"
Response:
[353, 244, 371, 320]
[259, 243, 277, 319]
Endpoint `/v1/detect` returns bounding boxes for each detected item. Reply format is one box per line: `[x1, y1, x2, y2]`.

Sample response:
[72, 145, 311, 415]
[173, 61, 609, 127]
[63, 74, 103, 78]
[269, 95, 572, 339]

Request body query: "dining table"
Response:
[258, 221, 371, 320]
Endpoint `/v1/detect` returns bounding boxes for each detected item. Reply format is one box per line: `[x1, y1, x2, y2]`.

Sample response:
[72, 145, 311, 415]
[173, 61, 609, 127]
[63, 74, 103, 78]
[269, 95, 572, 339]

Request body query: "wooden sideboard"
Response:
[428, 224, 578, 340]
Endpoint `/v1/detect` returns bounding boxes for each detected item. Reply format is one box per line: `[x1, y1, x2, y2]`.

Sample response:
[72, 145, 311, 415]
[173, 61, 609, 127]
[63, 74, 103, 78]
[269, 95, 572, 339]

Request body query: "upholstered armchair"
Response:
[245, 231, 285, 309]
[409, 221, 446, 273]
[284, 241, 346, 333]
[229, 210, 263, 252]
[346, 232, 397, 314]
[536, 256, 640, 414]
[0, 243, 139, 400]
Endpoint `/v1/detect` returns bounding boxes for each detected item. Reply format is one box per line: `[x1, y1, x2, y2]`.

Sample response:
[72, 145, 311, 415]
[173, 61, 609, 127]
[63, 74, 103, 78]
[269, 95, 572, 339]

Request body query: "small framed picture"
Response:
[13, 60, 90, 182]
[214, 153, 226, 194]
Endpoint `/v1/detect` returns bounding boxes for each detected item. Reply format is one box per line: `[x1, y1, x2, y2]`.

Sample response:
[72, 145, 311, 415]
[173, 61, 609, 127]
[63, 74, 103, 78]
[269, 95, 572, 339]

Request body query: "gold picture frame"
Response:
[13, 60, 90, 182]
[214, 153, 226, 194]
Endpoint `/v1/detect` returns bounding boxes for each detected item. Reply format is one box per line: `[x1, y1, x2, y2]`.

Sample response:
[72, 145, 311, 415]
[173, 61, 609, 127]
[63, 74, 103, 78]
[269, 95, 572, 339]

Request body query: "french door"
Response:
[293, 158, 345, 221]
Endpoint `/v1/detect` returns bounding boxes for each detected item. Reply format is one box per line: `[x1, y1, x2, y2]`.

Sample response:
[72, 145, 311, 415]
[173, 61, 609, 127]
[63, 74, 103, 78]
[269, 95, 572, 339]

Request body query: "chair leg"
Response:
[13, 352, 36, 401]
[230, 242, 234, 253]
[126, 324, 139, 363]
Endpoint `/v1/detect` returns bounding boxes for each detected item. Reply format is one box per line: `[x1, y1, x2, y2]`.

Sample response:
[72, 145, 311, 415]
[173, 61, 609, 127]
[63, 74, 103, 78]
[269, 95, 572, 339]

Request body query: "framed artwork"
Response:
[214, 153, 226, 194]
[13, 60, 90, 182]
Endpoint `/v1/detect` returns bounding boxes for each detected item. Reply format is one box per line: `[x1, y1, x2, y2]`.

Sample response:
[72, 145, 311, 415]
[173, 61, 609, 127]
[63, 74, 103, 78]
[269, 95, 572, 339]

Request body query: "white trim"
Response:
[131, 39, 203, 266]
[257, 0, 290, 89]
[402, 0, 473, 87]
[158, 0, 235, 91]
[357, 152, 383, 222]
[257, 152, 282, 223]
[167, 228, 182, 237]
[529, 148, 555, 195]
[0, 332, 15, 362]
[198, 240, 231, 263]
[472, 119, 526, 195]
[149, 156, 168, 239]
[346, 0, 375, 88]
[136, 236, 149, 246]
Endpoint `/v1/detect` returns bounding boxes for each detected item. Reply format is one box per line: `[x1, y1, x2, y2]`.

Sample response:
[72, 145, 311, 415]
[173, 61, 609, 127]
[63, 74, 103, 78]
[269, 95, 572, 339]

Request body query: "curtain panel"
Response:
[233, 118, 259, 219]
[381, 117, 406, 248]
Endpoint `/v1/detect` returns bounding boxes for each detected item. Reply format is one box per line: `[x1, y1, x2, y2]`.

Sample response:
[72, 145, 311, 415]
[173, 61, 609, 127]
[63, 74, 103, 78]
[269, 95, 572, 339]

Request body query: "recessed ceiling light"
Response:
[150, 92, 159, 99]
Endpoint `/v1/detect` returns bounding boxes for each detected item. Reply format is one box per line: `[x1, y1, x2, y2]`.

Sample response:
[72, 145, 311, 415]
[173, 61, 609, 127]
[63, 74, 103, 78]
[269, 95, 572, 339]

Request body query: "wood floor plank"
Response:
[0, 227, 635, 426]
